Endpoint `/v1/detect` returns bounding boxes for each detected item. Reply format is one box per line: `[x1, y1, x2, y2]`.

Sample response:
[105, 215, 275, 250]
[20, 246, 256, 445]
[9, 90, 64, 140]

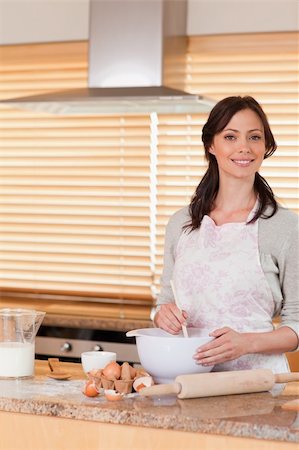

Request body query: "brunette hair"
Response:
[186, 96, 278, 230]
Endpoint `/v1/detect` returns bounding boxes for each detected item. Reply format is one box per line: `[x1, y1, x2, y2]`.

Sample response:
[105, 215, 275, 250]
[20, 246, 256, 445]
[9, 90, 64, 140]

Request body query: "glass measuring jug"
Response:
[0, 308, 45, 379]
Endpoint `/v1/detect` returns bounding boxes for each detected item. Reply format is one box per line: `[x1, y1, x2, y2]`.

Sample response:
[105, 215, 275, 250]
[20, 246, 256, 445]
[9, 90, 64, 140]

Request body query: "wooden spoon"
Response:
[47, 358, 72, 380]
[170, 280, 188, 338]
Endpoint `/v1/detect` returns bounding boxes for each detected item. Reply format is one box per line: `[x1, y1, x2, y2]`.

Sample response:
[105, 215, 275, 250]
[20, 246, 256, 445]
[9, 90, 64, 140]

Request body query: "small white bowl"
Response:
[126, 328, 214, 384]
[81, 351, 116, 374]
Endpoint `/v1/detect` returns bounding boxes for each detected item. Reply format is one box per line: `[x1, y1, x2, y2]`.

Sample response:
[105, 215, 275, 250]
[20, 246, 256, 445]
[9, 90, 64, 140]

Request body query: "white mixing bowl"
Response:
[126, 328, 214, 383]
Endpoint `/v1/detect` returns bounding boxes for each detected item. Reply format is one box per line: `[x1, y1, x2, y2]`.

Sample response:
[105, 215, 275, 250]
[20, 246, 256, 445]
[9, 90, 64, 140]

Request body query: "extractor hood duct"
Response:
[2, 0, 215, 115]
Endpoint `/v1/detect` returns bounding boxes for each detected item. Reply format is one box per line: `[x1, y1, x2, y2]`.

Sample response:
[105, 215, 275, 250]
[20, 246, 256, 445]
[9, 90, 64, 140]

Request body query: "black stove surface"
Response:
[37, 325, 135, 344]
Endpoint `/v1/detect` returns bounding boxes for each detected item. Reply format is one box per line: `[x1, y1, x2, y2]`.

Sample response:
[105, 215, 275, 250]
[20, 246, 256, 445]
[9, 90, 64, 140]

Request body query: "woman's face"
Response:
[209, 108, 266, 181]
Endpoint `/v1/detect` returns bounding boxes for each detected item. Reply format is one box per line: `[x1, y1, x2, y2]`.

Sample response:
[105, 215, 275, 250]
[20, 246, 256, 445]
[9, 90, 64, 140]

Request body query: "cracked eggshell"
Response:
[88, 369, 103, 378]
[133, 376, 154, 392]
[104, 389, 124, 401]
[82, 380, 99, 397]
[134, 369, 150, 379]
[87, 369, 102, 389]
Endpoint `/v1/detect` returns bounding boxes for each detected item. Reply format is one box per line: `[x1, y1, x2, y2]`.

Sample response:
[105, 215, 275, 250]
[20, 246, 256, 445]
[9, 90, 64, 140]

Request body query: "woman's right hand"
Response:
[154, 303, 188, 334]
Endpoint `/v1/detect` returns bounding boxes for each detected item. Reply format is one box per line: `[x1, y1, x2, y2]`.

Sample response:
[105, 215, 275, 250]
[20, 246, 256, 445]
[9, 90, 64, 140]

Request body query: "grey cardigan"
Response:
[156, 205, 299, 349]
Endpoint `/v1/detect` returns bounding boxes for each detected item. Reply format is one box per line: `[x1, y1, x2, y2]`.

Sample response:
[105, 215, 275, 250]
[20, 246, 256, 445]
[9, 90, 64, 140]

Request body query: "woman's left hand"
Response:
[193, 327, 249, 366]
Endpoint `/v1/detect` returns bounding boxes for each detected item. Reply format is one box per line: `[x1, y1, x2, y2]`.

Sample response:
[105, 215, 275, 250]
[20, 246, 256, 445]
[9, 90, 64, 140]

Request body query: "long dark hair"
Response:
[187, 96, 278, 231]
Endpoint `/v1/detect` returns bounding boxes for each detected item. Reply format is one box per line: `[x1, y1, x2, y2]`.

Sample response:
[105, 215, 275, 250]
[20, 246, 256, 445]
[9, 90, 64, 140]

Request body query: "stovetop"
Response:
[36, 325, 139, 364]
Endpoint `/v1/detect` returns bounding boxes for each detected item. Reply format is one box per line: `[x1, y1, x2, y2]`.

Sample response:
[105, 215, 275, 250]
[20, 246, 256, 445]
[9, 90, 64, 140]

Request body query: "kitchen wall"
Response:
[0, 0, 297, 45]
[188, 0, 298, 35]
[0, 0, 90, 44]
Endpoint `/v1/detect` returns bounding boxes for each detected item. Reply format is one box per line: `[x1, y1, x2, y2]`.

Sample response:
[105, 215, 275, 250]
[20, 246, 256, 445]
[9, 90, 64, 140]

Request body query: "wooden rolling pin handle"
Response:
[282, 399, 299, 411]
[274, 372, 299, 383]
[140, 382, 181, 397]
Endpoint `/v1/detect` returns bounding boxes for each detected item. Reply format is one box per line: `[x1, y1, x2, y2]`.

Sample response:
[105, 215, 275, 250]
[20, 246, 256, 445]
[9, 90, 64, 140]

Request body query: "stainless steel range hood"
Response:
[2, 0, 215, 115]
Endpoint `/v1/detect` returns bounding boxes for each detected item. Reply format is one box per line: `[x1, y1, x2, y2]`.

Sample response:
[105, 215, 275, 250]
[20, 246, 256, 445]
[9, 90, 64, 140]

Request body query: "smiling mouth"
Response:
[231, 159, 254, 167]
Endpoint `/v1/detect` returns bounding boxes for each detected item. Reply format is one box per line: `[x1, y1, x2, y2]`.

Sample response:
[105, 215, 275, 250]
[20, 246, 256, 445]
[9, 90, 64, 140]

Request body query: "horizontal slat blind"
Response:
[0, 42, 88, 99]
[0, 34, 298, 305]
[0, 42, 153, 303]
[154, 32, 298, 290]
[153, 113, 206, 292]
[0, 110, 153, 299]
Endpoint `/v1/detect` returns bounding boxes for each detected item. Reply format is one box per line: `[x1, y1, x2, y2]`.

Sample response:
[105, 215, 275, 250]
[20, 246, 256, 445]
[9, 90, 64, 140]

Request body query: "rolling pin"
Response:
[282, 399, 299, 411]
[140, 369, 299, 399]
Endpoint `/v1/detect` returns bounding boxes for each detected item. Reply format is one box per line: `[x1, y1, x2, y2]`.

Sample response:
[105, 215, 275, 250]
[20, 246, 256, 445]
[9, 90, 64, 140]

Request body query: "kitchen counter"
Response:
[0, 361, 298, 450]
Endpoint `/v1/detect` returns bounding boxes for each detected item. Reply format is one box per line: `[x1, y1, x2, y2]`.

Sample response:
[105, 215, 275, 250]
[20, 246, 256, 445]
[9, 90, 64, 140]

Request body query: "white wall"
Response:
[0, 0, 297, 45]
[187, 0, 298, 35]
[0, 0, 90, 44]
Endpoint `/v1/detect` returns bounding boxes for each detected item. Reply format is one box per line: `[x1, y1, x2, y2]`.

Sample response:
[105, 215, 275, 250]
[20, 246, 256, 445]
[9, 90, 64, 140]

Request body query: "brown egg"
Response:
[102, 361, 121, 380]
[120, 362, 131, 380]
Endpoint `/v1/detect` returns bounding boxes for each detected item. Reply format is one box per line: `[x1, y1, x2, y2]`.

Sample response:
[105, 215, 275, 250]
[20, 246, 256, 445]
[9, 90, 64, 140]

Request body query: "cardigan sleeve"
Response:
[156, 207, 189, 307]
[276, 218, 299, 350]
[156, 216, 176, 306]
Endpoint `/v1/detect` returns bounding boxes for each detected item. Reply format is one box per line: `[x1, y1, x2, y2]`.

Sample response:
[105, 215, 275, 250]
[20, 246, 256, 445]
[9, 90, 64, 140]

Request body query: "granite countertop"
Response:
[0, 361, 298, 444]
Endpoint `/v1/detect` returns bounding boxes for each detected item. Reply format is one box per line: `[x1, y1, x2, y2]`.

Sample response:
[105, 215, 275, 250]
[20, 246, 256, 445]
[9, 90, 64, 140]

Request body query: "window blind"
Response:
[0, 110, 153, 300]
[0, 33, 298, 313]
[0, 42, 154, 307]
[0, 42, 88, 99]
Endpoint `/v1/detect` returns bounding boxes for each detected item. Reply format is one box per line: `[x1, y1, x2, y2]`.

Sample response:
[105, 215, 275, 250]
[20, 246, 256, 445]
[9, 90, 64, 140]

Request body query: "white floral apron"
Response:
[172, 207, 289, 373]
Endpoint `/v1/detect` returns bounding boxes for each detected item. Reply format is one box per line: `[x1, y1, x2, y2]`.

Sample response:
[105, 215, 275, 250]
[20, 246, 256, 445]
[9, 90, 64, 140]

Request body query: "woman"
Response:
[154, 96, 298, 373]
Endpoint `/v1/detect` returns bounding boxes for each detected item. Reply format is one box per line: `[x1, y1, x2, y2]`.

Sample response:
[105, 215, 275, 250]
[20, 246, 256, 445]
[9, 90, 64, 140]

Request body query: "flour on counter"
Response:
[0, 378, 84, 399]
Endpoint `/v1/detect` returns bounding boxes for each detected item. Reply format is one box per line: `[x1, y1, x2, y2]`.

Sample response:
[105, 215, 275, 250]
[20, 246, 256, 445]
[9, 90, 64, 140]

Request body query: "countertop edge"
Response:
[0, 395, 298, 443]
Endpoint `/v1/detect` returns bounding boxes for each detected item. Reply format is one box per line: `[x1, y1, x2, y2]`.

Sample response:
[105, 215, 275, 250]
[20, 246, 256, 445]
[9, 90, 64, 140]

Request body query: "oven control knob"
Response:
[60, 342, 72, 353]
[93, 344, 103, 351]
